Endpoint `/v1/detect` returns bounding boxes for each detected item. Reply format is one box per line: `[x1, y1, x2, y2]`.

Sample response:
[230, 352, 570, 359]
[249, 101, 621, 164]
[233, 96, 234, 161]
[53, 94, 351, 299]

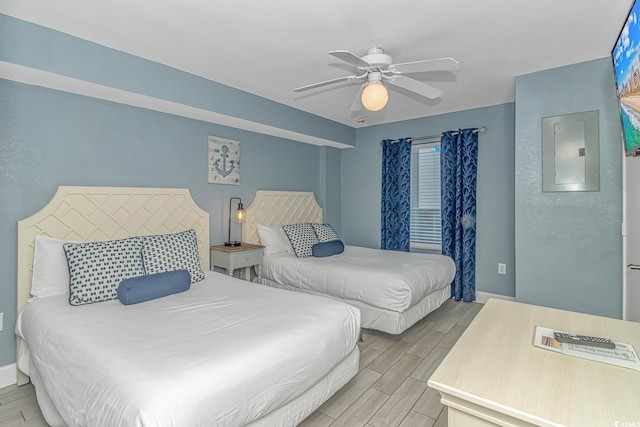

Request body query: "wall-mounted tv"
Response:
[613, 0, 640, 157]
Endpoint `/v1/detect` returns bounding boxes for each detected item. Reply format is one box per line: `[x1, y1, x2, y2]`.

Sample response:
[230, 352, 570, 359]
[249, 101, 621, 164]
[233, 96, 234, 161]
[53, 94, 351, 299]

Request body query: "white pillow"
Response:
[257, 225, 293, 256]
[31, 235, 83, 298]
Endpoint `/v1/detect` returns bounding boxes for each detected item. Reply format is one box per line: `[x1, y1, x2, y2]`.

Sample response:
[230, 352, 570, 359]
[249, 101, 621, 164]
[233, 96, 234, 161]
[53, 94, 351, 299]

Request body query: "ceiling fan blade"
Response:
[350, 84, 364, 112]
[388, 75, 444, 99]
[329, 50, 371, 69]
[390, 57, 459, 74]
[294, 75, 356, 92]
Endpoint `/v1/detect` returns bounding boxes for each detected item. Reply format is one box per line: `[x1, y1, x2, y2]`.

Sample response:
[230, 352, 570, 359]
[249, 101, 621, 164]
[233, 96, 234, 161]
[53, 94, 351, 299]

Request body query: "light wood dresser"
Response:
[428, 299, 640, 427]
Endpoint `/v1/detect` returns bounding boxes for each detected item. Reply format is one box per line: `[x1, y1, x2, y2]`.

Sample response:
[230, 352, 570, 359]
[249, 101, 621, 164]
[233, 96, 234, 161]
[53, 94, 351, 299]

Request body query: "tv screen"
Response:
[613, 0, 640, 157]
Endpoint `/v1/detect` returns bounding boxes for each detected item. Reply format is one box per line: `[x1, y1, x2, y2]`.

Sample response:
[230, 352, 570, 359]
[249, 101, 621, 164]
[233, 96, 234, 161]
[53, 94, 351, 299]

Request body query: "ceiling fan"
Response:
[294, 47, 459, 112]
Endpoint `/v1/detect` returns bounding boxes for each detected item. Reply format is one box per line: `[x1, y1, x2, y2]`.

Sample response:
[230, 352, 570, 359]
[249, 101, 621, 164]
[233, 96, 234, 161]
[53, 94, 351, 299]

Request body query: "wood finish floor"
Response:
[0, 299, 482, 427]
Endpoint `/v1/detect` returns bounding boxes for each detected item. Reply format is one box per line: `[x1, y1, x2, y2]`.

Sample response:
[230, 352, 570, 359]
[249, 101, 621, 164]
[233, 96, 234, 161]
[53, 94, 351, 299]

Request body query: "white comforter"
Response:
[262, 246, 456, 312]
[16, 272, 360, 427]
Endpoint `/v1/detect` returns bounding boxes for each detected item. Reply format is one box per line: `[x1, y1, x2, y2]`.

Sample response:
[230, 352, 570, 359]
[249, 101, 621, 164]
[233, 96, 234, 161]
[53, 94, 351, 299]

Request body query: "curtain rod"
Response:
[385, 126, 487, 144]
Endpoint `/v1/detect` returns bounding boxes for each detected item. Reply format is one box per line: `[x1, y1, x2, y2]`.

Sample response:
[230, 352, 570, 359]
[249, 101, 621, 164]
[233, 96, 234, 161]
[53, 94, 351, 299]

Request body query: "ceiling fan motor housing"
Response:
[361, 47, 392, 70]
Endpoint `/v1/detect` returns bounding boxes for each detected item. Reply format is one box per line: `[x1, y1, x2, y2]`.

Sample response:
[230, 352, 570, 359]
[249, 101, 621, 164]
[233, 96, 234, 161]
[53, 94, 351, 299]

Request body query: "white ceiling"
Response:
[0, 0, 634, 128]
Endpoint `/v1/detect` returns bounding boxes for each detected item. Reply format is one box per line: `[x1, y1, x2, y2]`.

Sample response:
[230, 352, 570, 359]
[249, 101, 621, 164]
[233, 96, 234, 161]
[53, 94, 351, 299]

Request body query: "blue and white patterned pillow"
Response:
[141, 229, 204, 283]
[64, 237, 144, 306]
[311, 223, 340, 243]
[282, 223, 319, 258]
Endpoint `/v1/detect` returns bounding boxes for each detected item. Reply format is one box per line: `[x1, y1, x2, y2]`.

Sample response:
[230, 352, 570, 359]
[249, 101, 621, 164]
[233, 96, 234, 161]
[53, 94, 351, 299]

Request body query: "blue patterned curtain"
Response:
[381, 138, 411, 252]
[441, 129, 478, 301]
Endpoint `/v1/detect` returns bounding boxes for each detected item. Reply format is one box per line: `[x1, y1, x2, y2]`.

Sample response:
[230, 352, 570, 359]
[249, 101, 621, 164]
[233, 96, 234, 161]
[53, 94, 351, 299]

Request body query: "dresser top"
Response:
[428, 298, 640, 426]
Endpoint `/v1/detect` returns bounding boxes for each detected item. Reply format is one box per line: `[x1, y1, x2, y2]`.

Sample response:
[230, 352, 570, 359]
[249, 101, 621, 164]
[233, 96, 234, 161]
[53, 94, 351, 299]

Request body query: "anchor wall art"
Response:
[208, 135, 240, 185]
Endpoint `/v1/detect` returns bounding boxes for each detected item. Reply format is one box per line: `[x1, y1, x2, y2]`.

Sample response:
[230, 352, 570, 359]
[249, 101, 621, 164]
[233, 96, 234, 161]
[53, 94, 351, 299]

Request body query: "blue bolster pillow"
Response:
[312, 240, 344, 257]
[117, 269, 191, 305]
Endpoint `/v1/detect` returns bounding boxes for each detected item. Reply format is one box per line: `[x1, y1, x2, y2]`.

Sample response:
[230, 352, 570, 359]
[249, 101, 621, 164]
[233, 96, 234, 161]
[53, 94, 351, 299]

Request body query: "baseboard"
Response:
[0, 363, 16, 389]
[476, 291, 516, 304]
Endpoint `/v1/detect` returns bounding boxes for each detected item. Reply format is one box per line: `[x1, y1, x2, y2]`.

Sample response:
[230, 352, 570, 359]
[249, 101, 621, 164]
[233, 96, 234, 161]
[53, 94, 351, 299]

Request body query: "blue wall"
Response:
[514, 58, 623, 318]
[343, 103, 516, 299]
[319, 147, 343, 233]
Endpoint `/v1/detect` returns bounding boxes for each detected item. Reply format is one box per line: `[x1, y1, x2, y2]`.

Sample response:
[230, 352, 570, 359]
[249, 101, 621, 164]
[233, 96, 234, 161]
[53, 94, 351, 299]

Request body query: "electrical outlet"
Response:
[498, 263, 507, 275]
[0, 312, 3, 331]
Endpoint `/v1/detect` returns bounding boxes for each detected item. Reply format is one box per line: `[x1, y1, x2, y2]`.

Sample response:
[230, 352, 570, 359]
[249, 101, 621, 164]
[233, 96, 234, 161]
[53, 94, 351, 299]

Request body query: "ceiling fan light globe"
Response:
[361, 82, 388, 112]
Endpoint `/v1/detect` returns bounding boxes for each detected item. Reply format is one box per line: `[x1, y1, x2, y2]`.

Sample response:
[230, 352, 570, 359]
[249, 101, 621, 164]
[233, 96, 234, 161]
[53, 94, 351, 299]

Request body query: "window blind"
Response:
[410, 143, 441, 249]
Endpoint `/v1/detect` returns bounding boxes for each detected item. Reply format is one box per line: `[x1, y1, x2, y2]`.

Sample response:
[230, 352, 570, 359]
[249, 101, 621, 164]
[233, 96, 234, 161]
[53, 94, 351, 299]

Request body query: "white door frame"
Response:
[623, 151, 629, 320]
[623, 151, 640, 322]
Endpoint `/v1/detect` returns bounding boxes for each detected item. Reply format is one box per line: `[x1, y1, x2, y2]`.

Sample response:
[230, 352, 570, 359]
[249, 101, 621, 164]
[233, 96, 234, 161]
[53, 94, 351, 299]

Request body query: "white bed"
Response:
[243, 190, 456, 335]
[15, 186, 360, 427]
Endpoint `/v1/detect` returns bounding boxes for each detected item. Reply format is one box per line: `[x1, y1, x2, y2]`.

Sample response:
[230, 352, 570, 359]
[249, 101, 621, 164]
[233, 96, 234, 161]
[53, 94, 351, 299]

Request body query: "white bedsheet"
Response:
[16, 272, 360, 427]
[262, 245, 456, 313]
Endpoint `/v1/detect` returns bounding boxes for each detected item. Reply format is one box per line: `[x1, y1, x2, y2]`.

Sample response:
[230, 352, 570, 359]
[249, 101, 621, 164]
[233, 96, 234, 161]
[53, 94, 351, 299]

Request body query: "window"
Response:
[410, 142, 441, 250]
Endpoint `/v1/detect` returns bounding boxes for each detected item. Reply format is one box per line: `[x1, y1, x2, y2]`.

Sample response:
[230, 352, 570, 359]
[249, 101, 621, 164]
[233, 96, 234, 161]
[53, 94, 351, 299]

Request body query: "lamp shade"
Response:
[225, 197, 244, 246]
[361, 82, 389, 112]
[236, 203, 245, 223]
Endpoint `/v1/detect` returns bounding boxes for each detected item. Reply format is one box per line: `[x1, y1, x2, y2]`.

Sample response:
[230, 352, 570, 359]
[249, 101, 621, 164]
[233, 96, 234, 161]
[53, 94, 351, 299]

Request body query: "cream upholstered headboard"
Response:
[243, 191, 323, 245]
[16, 186, 209, 384]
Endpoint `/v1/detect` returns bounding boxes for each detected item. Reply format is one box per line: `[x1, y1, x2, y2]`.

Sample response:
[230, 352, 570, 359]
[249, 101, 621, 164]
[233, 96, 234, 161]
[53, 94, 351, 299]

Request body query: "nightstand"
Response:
[210, 243, 264, 281]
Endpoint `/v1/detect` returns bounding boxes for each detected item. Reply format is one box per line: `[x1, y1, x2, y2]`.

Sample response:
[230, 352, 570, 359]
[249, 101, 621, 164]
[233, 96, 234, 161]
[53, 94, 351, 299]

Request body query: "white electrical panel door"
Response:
[542, 110, 599, 192]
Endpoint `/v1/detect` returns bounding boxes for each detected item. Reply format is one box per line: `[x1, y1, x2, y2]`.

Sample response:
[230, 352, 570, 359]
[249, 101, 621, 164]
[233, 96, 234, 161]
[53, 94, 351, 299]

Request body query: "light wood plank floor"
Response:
[0, 299, 482, 427]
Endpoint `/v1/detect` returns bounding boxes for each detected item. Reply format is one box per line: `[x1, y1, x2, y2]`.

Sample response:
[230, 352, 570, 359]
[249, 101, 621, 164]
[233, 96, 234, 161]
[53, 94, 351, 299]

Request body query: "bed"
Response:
[243, 190, 456, 335]
[15, 186, 360, 427]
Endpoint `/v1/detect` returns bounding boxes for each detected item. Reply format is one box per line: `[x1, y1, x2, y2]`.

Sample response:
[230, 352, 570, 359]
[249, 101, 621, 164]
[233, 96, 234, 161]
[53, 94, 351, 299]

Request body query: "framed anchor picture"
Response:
[208, 135, 240, 185]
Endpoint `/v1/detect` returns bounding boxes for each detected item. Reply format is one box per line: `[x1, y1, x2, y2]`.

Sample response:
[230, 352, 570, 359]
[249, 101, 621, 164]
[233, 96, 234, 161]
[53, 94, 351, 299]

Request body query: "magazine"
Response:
[534, 326, 640, 371]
